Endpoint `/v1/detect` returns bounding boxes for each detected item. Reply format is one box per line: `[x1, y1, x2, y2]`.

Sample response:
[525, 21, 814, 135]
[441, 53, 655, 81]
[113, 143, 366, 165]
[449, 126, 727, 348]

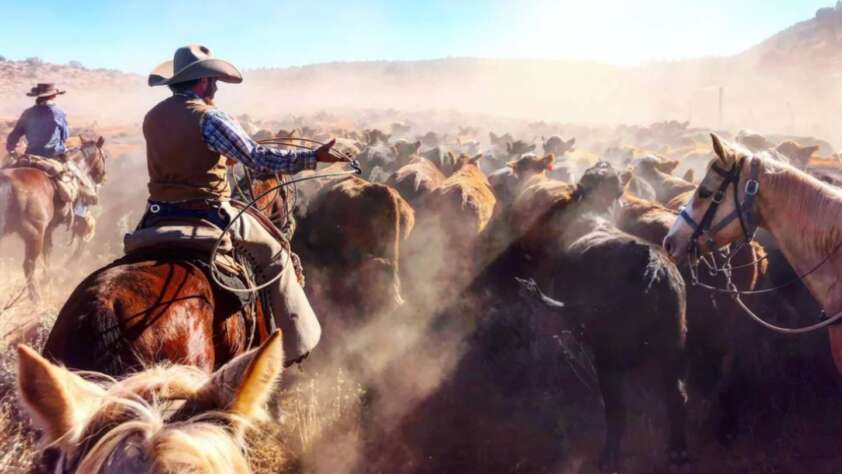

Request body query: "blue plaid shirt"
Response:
[187, 93, 317, 174]
[5, 103, 69, 157]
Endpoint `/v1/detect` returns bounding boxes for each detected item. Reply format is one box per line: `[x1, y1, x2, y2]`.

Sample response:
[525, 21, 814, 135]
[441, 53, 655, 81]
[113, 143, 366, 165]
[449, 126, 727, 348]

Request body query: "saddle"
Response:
[123, 217, 262, 314]
[2, 154, 95, 225]
[121, 203, 304, 338]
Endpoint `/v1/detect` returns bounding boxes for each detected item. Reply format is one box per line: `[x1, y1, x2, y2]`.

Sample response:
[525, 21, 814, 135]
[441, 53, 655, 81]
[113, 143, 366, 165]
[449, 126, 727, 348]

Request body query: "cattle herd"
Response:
[4, 114, 842, 473]
[246, 117, 842, 472]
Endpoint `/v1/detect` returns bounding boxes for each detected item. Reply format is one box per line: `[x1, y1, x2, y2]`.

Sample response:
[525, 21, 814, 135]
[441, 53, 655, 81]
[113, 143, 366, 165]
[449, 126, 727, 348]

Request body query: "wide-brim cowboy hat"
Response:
[148, 44, 243, 87]
[27, 83, 66, 98]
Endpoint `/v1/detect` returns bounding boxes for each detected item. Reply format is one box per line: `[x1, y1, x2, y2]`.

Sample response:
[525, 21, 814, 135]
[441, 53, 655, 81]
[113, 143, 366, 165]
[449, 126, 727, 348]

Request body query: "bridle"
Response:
[679, 156, 760, 260]
[76, 141, 107, 185]
[678, 154, 842, 334]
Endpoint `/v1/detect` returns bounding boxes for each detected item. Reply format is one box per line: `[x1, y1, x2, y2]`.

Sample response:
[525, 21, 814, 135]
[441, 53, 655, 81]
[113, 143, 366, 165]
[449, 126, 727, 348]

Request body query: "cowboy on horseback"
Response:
[5, 83, 69, 162]
[139, 44, 346, 364]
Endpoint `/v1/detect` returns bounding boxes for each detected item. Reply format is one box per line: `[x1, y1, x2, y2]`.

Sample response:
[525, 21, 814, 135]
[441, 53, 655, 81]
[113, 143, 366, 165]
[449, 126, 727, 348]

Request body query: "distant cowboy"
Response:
[139, 44, 348, 364]
[5, 83, 70, 159]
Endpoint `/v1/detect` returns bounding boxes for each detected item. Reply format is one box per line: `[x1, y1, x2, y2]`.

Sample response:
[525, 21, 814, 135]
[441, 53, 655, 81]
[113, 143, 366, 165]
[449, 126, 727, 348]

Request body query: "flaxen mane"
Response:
[49, 365, 252, 474]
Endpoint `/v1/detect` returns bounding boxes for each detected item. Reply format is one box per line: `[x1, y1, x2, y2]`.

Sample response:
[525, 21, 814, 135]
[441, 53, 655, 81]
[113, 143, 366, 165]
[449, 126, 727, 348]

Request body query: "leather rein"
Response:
[680, 155, 842, 334]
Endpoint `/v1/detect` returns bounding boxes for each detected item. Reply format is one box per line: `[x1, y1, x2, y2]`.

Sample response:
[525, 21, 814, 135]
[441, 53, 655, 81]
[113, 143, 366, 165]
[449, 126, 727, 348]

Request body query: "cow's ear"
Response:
[620, 170, 633, 186]
[656, 159, 679, 175]
[542, 154, 555, 169]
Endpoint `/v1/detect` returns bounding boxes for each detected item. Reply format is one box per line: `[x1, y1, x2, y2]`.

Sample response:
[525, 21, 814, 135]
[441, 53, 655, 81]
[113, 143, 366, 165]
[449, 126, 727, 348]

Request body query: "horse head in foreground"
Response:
[18, 331, 284, 474]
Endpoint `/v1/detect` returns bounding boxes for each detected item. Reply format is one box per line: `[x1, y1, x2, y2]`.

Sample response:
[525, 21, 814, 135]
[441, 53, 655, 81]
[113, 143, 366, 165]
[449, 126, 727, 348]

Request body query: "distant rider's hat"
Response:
[148, 44, 243, 87]
[27, 83, 65, 98]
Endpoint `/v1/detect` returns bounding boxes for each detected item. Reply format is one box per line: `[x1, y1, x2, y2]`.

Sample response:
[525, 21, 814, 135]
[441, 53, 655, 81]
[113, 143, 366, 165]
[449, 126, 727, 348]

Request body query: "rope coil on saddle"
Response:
[682, 155, 842, 333]
[209, 137, 362, 294]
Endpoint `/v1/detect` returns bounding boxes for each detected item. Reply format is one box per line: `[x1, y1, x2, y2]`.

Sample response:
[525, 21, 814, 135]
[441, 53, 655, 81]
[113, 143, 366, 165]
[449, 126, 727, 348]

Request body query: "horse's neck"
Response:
[253, 177, 285, 216]
[757, 162, 842, 313]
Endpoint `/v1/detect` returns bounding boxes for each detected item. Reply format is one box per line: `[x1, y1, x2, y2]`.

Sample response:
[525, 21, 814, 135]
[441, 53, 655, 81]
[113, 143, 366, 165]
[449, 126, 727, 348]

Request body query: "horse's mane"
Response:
[57, 364, 252, 474]
[758, 152, 842, 255]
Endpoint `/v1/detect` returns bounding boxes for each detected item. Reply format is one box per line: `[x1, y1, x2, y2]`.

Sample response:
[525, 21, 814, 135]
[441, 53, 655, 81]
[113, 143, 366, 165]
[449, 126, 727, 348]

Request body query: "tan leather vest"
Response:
[143, 94, 230, 202]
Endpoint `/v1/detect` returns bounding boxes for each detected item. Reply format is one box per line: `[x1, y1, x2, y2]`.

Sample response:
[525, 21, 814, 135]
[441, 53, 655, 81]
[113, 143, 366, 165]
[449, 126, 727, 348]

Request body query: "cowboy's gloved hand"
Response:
[314, 139, 350, 163]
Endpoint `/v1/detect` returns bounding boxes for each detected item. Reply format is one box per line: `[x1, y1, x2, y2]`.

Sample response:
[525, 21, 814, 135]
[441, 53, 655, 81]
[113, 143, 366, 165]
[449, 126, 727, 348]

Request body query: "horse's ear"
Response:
[96, 136, 105, 148]
[469, 153, 483, 165]
[16, 345, 103, 444]
[711, 133, 735, 164]
[200, 331, 284, 424]
[414, 140, 421, 152]
[682, 168, 695, 183]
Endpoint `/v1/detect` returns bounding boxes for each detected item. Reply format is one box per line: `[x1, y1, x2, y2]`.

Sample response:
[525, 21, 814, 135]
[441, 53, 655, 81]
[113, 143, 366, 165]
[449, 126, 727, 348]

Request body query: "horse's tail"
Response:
[0, 174, 11, 236]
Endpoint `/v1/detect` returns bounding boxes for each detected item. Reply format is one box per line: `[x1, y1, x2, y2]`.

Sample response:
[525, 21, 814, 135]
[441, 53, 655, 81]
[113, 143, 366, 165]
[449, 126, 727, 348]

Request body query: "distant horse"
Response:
[41, 170, 288, 376]
[18, 331, 285, 474]
[664, 134, 842, 375]
[0, 136, 107, 300]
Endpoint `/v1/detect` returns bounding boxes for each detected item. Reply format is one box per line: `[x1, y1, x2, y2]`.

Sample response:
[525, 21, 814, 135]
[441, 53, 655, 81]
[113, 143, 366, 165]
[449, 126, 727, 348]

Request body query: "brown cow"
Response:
[489, 153, 556, 208]
[293, 176, 415, 323]
[405, 153, 496, 305]
[480, 154, 560, 270]
[775, 140, 819, 170]
[393, 139, 422, 163]
[386, 155, 446, 207]
[427, 153, 496, 238]
[509, 161, 623, 259]
[542, 136, 576, 157]
[632, 156, 696, 205]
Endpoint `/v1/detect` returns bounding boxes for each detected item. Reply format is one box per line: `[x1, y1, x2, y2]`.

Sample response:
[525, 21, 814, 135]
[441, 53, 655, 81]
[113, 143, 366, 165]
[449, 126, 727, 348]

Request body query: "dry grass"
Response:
[0, 261, 368, 474]
[0, 271, 56, 474]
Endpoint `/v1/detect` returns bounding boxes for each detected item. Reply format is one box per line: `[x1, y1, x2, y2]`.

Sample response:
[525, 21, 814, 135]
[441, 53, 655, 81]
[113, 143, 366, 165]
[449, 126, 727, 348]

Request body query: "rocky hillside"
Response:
[0, 57, 146, 122]
[745, 2, 842, 74]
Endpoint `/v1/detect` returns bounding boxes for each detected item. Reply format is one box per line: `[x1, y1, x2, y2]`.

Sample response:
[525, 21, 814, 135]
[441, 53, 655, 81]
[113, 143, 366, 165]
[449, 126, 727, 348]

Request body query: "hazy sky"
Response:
[1, 0, 832, 72]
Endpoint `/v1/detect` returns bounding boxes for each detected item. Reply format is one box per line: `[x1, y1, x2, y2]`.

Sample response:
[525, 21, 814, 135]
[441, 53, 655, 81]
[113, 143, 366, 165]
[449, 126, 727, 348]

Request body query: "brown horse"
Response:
[42, 172, 288, 376]
[664, 134, 842, 375]
[0, 136, 107, 300]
